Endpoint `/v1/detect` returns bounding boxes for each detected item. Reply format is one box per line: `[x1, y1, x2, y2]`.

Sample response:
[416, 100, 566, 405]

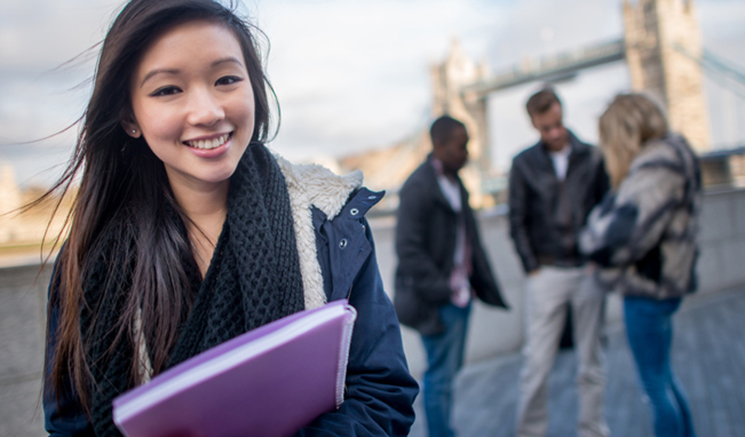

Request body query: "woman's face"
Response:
[127, 20, 255, 192]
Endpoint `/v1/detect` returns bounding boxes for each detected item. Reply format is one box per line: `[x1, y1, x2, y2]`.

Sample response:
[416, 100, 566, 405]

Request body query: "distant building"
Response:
[699, 146, 745, 188]
[0, 164, 22, 243]
[0, 162, 71, 255]
[0, 164, 22, 212]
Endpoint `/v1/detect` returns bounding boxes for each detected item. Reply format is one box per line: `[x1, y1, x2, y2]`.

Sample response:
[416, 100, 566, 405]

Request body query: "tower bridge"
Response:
[343, 0, 745, 209]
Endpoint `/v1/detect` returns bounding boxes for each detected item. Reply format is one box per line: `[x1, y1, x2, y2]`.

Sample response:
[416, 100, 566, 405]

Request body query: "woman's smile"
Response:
[183, 132, 234, 160]
[184, 132, 231, 150]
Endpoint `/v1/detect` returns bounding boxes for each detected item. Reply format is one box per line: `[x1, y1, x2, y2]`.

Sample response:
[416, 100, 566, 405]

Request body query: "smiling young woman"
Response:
[125, 20, 258, 276]
[40, 1, 417, 435]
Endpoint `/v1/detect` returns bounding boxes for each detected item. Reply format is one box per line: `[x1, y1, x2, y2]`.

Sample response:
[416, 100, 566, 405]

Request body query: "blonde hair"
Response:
[599, 93, 668, 188]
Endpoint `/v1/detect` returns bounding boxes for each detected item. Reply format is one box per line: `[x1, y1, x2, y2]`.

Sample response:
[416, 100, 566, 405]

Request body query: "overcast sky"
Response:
[1, 0, 744, 187]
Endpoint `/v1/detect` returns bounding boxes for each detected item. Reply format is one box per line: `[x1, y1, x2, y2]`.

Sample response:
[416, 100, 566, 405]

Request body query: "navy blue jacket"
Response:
[44, 187, 418, 436]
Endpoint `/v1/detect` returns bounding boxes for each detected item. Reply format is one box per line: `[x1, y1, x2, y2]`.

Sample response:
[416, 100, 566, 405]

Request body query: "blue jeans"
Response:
[624, 296, 695, 437]
[420, 303, 471, 437]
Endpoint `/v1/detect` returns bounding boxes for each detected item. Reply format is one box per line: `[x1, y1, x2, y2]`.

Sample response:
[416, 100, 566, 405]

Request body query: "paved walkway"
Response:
[3, 262, 743, 436]
[409, 286, 745, 437]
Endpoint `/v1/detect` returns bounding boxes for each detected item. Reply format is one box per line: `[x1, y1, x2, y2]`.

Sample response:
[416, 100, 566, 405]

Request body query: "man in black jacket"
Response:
[394, 115, 507, 437]
[510, 88, 610, 437]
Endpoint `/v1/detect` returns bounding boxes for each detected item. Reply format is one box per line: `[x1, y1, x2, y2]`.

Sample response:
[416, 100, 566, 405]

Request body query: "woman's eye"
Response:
[216, 76, 242, 86]
[150, 86, 181, 97]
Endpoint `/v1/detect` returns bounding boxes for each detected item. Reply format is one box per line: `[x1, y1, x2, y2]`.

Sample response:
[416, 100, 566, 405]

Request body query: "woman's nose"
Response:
[186, 87, 225, 126]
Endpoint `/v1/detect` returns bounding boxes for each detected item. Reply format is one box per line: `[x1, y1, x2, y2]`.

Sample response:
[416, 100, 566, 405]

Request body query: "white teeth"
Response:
[187, 134, 229, 150]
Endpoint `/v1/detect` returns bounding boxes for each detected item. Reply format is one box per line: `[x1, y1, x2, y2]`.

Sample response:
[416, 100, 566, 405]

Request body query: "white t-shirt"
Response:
[550, 144, 572, 181]
[435, 169, 471, 308]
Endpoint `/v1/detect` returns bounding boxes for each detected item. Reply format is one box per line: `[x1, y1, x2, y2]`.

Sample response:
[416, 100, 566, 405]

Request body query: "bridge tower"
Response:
[623, 0, 711, 150]
[430, 38, 492, 207]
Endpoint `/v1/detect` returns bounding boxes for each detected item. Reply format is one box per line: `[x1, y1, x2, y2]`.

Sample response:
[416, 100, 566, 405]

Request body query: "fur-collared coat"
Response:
[579, 134, 702, 300]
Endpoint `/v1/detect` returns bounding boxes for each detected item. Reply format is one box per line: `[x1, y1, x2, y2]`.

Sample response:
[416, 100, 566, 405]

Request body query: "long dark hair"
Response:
[46, 0, 275, 412]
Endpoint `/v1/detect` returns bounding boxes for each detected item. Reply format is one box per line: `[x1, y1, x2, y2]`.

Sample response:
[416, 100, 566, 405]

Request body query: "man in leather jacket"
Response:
[394, 115, 507, 437]
[509, 88, 610, 437]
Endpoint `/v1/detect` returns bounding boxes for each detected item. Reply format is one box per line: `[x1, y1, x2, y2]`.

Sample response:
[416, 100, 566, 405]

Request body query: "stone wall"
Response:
[0, 264, 51, 436]
[371, 187, 745, 377]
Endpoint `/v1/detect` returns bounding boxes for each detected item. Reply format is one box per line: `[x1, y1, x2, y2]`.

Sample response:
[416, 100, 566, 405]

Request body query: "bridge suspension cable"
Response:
[673, 44, 745, 100]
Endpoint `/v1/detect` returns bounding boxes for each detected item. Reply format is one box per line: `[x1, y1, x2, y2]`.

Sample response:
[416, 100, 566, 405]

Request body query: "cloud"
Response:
[256, 0, 632, 164]
[0, 1, 115, 69]
[257, 0, 513, 159]
[0, 0, 743, 185]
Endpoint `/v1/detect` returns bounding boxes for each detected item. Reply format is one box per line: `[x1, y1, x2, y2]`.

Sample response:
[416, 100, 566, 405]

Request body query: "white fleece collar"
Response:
[275, 153, 363, 310]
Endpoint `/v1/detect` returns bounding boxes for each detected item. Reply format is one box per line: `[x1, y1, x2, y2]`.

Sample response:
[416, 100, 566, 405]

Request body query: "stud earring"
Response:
[132, 129, 137, 134]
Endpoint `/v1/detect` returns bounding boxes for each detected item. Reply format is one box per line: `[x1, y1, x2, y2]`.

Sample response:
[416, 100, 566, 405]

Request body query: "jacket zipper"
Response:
[343, 283, 353, 401]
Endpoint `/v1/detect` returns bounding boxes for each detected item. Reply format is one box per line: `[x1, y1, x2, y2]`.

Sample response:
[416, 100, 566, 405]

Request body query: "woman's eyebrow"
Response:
[139, 57, 244, 88]
[211, 56, 244, 68]
[140, 68, 180, 87]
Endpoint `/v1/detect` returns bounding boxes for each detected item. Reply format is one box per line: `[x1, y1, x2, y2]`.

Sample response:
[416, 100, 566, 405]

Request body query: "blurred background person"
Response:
[509, 87, 610, 437]
[394, 115, 507, 437]
[580, 93, 700, 437]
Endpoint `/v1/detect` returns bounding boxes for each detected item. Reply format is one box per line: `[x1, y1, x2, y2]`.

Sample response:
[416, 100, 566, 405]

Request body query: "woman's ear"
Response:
[121, 117, 142, 138]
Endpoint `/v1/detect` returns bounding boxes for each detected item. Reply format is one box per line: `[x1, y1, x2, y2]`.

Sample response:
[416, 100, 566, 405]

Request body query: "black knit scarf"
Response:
[84, 144, 305, 435]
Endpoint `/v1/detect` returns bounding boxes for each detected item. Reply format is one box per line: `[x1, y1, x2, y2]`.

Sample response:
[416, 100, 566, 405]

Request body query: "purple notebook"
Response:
[112, 299, 357, 437]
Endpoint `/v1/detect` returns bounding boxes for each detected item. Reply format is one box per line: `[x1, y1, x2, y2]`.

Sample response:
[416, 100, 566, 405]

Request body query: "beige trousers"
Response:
[515, 266, 610, 437]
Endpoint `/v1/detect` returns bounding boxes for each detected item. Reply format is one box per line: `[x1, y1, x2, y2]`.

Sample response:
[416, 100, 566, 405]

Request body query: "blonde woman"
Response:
[580, 94, 699, 437]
